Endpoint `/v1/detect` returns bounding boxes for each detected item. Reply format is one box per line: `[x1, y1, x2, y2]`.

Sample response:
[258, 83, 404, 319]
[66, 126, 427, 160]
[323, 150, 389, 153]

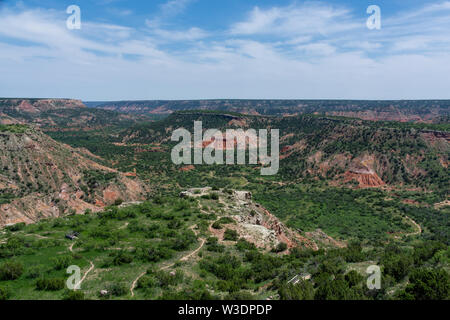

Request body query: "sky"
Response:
[0, 0, 449, 100]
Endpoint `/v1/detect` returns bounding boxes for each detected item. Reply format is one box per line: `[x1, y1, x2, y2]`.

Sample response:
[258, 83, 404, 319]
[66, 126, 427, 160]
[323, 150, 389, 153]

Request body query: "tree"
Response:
[400, 268, 450, 300]
[279, 281, 314, 300]
[345, 270, 364, 287]
[314, 275, 364, 300]
[224, 229, 238, 241]
[0, 261, 23, 281]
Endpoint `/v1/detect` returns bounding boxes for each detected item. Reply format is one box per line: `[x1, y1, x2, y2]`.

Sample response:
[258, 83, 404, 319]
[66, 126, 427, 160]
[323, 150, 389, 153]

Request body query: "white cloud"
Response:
[160, 0, 194, 17]
[0, 2, 450, 99]
[230, 3, 359, 36]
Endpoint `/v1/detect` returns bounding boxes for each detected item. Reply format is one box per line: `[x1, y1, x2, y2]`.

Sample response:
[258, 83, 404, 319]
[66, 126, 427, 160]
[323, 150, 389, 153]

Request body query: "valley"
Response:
[0, 99, 448, 300]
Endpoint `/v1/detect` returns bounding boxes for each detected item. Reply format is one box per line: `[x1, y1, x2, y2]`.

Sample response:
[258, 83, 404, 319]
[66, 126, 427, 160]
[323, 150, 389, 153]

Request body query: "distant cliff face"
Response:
[0, 98, 85, 114]
[89, 99, 450, 123]
[0, 125, 148, 226]
[0, 98, 149, 129]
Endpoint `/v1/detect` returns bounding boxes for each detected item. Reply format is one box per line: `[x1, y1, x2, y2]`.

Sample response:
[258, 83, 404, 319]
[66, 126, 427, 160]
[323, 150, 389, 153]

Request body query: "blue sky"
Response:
[0, 0, 449, 100]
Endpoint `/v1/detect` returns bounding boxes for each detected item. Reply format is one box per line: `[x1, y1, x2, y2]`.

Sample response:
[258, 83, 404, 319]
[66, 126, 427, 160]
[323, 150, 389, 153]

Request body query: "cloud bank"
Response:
[0, 1, 449, 100]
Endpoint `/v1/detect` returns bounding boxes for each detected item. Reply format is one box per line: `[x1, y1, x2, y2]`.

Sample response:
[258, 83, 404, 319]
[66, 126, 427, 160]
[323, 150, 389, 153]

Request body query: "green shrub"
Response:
[224, 229, 238, 241]
[26, 265, 46, 279]
[137, 275, 157, 289]
[52, 256, 73, 270]
[36, 278, 65, 291]
[5, 223, 26, 232]
[114, 198, 124, 206]
[112, 250, 133, 266]
[0, 286, 11, 300]
[63, 290, 85, 300]
[0, 261, 24, 281]
[212, 221, 222, 229]
[272, 242, 288, 253]
[107, 283, 127, 296]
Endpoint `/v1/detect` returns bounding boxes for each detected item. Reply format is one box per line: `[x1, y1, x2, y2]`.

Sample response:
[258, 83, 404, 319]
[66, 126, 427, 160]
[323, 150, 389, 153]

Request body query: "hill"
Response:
[0, 124, 148, 226]
[88, 99, 450, 123]
[117, 112, 449, 194]
[0, 99, 151, 130]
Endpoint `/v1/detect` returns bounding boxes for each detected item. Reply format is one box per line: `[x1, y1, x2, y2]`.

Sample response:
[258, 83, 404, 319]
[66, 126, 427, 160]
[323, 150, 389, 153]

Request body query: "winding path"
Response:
[68, 240, 95, 290]
[130, 224, 206, 297]
[404, 216, 422, 237]
[75, 261, 95, 290]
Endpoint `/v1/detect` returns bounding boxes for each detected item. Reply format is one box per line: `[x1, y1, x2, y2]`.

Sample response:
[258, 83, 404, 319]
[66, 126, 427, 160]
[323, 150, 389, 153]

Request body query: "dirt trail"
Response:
[181, 238, 206, 262]
[68, 240, 95, 289]
[130, 270, 147, 297]
[118, 222, 129, 230]
[75, 261, 95, 289]
[404, 216, 422, 237]
[130, 224, 205, 298]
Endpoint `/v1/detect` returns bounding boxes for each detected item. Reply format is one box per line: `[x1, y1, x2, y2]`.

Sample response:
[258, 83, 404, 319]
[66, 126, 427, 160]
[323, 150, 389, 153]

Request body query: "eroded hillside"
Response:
[0, 124, 148, 226]
[118, 112, 449, 193]
[0, 99, 150, 129]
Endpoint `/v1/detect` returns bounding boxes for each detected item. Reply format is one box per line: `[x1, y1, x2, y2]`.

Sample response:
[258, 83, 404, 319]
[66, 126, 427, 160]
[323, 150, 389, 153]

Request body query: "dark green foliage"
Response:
[107, 283, 128, 297]
[111, 251, 133, 266]
[225, 291, 255, 300]
[206, 237, 225, 253]
[4, 223, 25, 232]
[0, 124, 28, 133]
[0, 261, 24, 281]
[398, 268, 450, 300]
[279, 281, 314, 300]
[223, 229, 238, 241]
[26, 265, 46, 279]
[63, 290, 86, 300]
[235, 238, 256, 251]
[345, 270, 364, 287]
[382, 247, 413, 282]
[314, 275, 364, 300]
[52, 255, 73, 270]
[272, 242, 288, 253]
[36, 278, 65, 291]
[0, 286, 11, 300]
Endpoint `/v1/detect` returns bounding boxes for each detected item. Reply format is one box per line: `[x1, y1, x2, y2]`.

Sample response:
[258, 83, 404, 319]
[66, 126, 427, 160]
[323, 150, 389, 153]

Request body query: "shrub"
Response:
[63, 290, 85, 300]
[137, 275, 157, 289]
[52, 256, 73, 270]
[225, 291, 255, 300]
[345, 270, 364, 287]
[112, 250, 133, 266]
[0, 261, 24, 281]
[114, 198, 124, 206]
[0, 286, 11, 300]
[236, 239, 256, 251]
[224, 229, 238, 241]
[36, 278, 65, 291]
[279, 281, 314, 300]
[26, 265, 46, 279]
[107, 283, 127, 297]
[272, 242, 288, 253]
[206, 237, 225, 253]
[400, 268, 450, 300]
[210, 193, 219, 200]
[212, 221, 222, 229]
[5, 223, 25, 232]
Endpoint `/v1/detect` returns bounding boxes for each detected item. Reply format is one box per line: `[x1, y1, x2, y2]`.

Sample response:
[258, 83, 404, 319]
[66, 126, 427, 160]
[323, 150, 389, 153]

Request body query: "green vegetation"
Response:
[0, 124, 28, 133]
[1, 105, 448, 301]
